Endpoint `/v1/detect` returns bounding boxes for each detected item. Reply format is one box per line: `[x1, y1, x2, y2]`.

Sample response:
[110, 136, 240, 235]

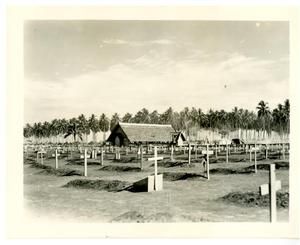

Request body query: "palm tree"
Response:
[122, 113, 133, 123]
[88, 114, 100, 142]
[256, 100, 272, 138]
[64, 118, 83, 142]
[99, 113, 110, 142]
[110, 113, 120, 130]
[77, 114, 89, 143]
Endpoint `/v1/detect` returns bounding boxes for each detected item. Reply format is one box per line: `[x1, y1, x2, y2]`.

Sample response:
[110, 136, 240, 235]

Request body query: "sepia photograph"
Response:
[5, 5, 300, 239]
[23, 19, 290, 223]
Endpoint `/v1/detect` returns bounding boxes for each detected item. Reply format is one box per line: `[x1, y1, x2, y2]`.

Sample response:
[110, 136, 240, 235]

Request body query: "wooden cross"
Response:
[188, 143, 191, 165]
[37, 150, 46, 165]
[259, 163, 281, 222]
[226, 144, 229, 163]
[147, 146, 164, 191]
[51, 149, 61, 169]
[250, 144, 259, 173]
[202, 145, 214, 180]
[170, 144, 174, 161]
[79, 149, 90, 177]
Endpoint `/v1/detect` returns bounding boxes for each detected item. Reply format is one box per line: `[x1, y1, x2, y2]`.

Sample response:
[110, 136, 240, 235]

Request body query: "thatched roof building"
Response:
[107, 122, 185, 146]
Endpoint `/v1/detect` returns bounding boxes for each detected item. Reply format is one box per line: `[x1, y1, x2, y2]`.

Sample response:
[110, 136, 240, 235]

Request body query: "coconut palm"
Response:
[256, 100, 272, 138]
[99, 113, 110, 142]
[88, 114, 100, 142]
[64, 118, 83, 142]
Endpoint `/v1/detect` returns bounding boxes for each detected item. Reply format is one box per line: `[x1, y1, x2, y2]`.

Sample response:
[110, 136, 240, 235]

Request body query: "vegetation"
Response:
[23, 99, 290, 142]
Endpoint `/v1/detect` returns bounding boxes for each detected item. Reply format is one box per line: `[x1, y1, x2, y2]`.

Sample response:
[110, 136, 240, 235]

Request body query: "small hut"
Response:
[107, 122, 182, 146]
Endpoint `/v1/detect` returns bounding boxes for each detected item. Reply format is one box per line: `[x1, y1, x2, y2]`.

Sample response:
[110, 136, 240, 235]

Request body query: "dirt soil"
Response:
[23, 150, 289, 223]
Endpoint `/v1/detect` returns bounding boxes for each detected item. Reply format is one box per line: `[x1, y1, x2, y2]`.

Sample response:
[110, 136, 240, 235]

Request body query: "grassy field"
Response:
[23, 149, 289, 223]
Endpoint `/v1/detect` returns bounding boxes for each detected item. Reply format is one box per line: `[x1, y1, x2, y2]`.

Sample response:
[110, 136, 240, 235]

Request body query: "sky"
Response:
[24, 21, 289, 124]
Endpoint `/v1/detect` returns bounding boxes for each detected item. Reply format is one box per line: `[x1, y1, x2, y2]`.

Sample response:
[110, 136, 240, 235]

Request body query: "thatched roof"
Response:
[107, 122, 176, 145]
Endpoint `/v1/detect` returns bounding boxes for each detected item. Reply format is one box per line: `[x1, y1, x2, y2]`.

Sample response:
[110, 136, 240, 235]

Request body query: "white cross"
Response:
[202, 145, 213, 180]
[259, 163, 281, 222]
[51, 149, 61, 169]
[250, 144, 259, 173]
[37, 150, 46, 164]
[147, 146, 163, 191]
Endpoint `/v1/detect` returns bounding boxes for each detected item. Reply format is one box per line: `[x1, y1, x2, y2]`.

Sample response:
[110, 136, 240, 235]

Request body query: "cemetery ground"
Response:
[23, 148, 289, 223]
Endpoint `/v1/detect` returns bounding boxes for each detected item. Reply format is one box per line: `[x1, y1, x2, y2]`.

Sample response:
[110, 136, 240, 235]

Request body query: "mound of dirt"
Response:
[244, 161, 289, 171]
[210, 168, 253, 175]
[162, 172, 205, 181]
[113, 157, 137, 163]
[150, 160, 193, 168]
[63, 179, 131, 192]
[38, 168, 83, 176]
[220, 191, 289, 208]
[99, 165, 142, 172]
[29, 161, 83, 176]
[66, 159, 102, 166]
[111, 211, 174, 223]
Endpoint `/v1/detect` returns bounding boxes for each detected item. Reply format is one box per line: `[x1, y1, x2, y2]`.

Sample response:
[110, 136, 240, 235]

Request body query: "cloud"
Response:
[100, 39, 175, 47]
[25, 48, 289, 123]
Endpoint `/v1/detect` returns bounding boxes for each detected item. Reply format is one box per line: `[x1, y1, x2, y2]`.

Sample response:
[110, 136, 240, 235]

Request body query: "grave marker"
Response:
[252, 144, 259, 173]
[37, 150, 46, 165]
[202, 145, 213, 180]
[170, 145, 174, 161]
[84, 148, 89, 177]
[51, 149, 61, 169]
[226, 144, 229, 163]
[147, 146, 164, 191]
[188, 143, 191, 165]
[259, 163, 281, 222]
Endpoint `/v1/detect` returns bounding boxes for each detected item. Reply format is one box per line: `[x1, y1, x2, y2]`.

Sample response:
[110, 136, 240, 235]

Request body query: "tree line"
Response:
[23, 99, 290, 141]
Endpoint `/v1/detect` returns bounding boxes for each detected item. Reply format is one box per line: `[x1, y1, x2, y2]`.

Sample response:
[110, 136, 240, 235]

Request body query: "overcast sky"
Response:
[24, 21, 289, 124]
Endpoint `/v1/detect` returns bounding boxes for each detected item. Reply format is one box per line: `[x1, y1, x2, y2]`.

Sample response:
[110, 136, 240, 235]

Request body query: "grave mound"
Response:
[66, 159, 102, 166]
[220, 191, 289, 208]
[244, 161, 289, 171]
[210, 168, 253, 175]
[63, 179, 131, 192]
[162, 172, 205, 181]
[111, 211, 174, 223]
[99, 165, 142, 172]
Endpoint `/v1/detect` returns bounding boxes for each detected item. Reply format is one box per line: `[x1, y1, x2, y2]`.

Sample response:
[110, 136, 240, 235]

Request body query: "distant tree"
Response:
[149, 110, 160, 124]
[88, 114, 100, 142]
[64, 118, 83, 142]
[256, 100, 272, 137]
[99, 113, 110, 142]
[122, 113, 133, 123]
[133, 108, 150, 123]
[110, 113, 120, 130]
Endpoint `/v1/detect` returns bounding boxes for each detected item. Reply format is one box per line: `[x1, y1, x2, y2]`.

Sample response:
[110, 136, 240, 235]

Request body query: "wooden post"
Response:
[269, 163, 276, 222]
[266, 144, 268, 160]
[140, 145, 143, 169]
[215, 144, 218, 159]
[282, 144, 285, 160]
[154, 146, 158, 190]
[206, 144, 210, 180]
[188, 143, 191, 165]
[195, 145, 197, 160]
[254, 144, 257, 173]
[137, 145, 141, 160]
[41, 152, 44, 165]
[170, 144, 174, 161]
[226, 144, 228, 163]
[84, 148, 88, 177]
[55, 149, 58, 169]
[100, 148, 104, 166]
[259, 163, 281, 223]
[250, 149, 252, 162]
